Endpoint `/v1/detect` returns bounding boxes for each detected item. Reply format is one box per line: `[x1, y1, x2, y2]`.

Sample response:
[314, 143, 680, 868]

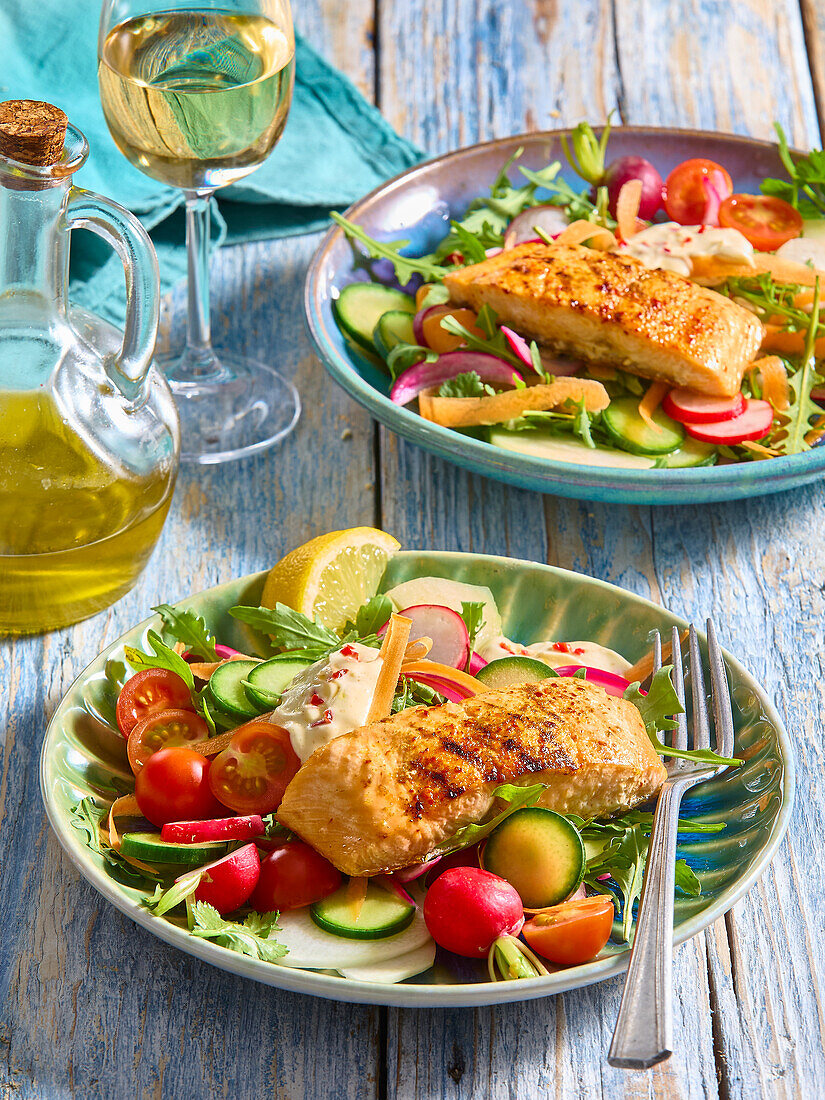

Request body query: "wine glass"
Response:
[98, 0, 299, 464]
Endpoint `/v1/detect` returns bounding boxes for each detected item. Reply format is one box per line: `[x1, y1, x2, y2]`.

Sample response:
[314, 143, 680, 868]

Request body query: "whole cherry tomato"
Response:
[135, 747, 224, 826]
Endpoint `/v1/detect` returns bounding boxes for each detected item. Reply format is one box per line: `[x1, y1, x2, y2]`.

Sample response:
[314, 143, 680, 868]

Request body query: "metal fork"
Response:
[608, 620, 735, 1069]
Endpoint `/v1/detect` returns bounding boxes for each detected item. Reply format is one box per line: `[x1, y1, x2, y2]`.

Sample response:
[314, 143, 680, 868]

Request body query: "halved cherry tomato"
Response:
[208, 721, 300, 814]
[521, 896, 614, 966]
[250, 840, 342, 911]
[127, 708, 209, 776]
[135, 746, 225, 826]
[664, 159, 732, 225]
[420, 306, 484, 354]
[718, 193, 803, 250]
[116, 668, 193, 737]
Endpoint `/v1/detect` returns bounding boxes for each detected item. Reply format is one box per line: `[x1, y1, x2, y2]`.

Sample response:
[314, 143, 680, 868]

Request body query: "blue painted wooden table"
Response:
[3, 1, 825, 1096]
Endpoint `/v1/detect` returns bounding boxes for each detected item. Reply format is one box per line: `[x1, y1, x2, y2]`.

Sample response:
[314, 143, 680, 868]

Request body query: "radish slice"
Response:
[503, 204, 569, 249]
[684, 398, 774, 444]
[397, 604, 470, 669]
[338, 941, 436, 983]
[501, 326, 538, 373]
[274, 905, 432, 969]
[469, 651, 487, 675]
[553, 664, 631, 698]
[663, 389, 745, 424]
[813, 385, 825, 404]
[390, 351, 522, 406]
[485, 246, 503, 258]
[161, 815, 265, 844]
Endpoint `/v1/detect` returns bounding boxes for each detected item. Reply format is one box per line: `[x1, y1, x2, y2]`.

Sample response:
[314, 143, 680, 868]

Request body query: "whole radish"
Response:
[423, 867, 524, 957]
[603, 156, 664, 220]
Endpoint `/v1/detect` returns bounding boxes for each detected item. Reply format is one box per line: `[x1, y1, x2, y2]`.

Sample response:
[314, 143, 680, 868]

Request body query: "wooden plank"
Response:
[0, 4, 381, 1099]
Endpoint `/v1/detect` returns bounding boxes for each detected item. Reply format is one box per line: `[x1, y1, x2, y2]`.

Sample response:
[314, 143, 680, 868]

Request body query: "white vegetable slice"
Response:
[273, 905, 433, 969]
[777, 234, 825, 269]
[384, 577, 502, 652]
[338, 941, 436, 983]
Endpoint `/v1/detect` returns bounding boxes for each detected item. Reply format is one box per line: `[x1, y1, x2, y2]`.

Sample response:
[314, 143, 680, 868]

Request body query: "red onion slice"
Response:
[553, 664, 631, 698]
[390, 351, 523, 406]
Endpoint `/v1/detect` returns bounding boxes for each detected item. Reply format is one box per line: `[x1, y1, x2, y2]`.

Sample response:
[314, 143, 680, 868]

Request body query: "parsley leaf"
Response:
[438, 371, 494, 398]
[229, 604, 339, 659]
[330, 212, 451, 285]
[152, 604, 218, 661]
[428, 783, 546, 860]
[124, 630, 196, 693]
[187, 902, 287, 963]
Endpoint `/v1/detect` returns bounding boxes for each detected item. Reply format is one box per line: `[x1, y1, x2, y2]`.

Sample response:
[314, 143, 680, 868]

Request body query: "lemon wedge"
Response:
[261, 527, 401, 631]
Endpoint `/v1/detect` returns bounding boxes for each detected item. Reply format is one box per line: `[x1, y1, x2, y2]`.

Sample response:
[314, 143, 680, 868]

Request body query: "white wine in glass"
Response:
[98, 1, 299, 464]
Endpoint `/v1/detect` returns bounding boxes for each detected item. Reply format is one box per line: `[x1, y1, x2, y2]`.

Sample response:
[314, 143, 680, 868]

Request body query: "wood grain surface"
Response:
[2, 0, 824, 1098]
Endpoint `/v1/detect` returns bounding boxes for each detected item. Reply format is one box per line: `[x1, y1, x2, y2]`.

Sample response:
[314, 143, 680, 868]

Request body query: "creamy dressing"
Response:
[268, 642, 382, 762]
[475, 634, 530, 662]
[620, 221, 754, 278]
[476, 634, 630, 675]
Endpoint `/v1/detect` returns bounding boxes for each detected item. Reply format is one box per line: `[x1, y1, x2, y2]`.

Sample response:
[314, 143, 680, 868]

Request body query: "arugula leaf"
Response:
[124, 630, 196, 693]
[152, 604, 218, 661]
[448, 220, 488, 264]
[625, 666, 742, 767]
[520, 168, 615, 227]
[721, 273, 815, 334]
[438, 371, 495, 398]
[187, 902, 287, 963]
[674, 859, 701, 897]
[428, 783, 546, 860]
[386, 342, 437, 381]
[70, 798, 163, 888]
[391, 675, 445, 714]
[229, 604, 339, 658]
[760, 123, 825, 218]
[330, 212, 451, 285]
[439, 314, 522, 367]
[460, 601, 486, 656]
[349, 594, 392, 638]
[583, 822, 648, 942]
[770, 278, 825, 455]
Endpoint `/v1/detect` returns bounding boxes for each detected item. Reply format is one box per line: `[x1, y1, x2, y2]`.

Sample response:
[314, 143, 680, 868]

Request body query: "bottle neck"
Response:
[0, 173, 71, 308]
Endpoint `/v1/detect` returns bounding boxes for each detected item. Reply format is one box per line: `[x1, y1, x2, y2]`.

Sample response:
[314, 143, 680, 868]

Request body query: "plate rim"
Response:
[40, 550, 796, 1007]
[304, 125, 825, 502]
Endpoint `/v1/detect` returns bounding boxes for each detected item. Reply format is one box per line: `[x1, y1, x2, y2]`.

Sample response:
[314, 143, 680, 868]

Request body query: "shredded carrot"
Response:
[624, 631, 688, 684]
[365, 613, 412, 724]
[418, 378, 610, 428]
[404, 636, 433, 661]
[553, 219, 616, 250]
[741, 440, 781, 458]
[346, 876, 369, 921]
[187, 652, 257, 681]
[415, 284, 435, 311]
[106, 794, 141, 852]
[400, 660, 480, 695]
[752, 355, 789, 412]
[615, 180, 643, 242]
[761, 325, 825, 358]
[637, 381, 668, 433]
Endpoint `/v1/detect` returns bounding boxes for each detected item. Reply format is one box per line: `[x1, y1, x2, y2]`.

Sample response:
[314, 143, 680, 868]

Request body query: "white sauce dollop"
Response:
[476, 635, 630, 676]
[269, 642, 382, 762]
[620, 221, 754, 278]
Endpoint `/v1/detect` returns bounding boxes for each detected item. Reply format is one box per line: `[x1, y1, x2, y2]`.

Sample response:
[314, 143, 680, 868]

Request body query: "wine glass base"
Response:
[159, 351, 301, 465]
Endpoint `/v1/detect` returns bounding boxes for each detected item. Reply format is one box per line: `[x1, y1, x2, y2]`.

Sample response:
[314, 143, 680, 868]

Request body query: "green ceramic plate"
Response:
[40, 551, 793, 1007]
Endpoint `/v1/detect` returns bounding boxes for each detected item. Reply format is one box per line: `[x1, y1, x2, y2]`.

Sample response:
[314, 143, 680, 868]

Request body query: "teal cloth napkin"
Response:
[1, 2, 423, 324]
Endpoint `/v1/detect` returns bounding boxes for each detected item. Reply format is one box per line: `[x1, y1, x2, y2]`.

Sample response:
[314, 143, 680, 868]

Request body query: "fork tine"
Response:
[689, 625, 711, 751]
[671, 626, 688, 753]
[652, 631, 662, 674]
[706, 619, 734, 761]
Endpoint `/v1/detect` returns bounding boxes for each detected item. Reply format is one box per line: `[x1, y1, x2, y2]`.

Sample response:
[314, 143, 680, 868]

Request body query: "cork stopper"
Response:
[0, 100, 67, 166]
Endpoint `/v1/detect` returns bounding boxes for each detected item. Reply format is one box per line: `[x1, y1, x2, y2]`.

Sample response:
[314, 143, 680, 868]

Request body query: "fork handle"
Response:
[608, 781, 685, 1069]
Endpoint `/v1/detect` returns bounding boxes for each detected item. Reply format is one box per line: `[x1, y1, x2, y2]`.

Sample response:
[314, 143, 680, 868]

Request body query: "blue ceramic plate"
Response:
[40, 551, 792, 1007]
[305, 127, 825, 504]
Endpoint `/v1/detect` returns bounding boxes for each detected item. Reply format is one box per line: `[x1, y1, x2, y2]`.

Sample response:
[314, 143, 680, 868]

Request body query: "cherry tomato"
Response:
[664, 159, 732, 225]
[127, 708, 209, 776]
[208, 721, 300, 814]
[194, 843, 261, 916]
[423, 867, 524, 957]
[116, 669, 192, 737]
[718, 193, 803, 250]
[250, 840, 341, 911]
[135, 747, 224, 826]
[521, 896, 614, 966]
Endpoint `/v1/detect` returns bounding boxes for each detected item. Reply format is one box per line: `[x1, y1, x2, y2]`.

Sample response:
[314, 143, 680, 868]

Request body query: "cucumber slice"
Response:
[311, 882, 415, 940]
[602, 397, 685, 455]
[482, 807, 585, 908]
[487, 428, 656, 468]
[244, 656, 314, 708]
[474, 655, 556, 690]
[332, 284, 416, 353]
[120, 832, 228, 865]
[659, 437, 717, 468]
[373, 310, 416, 360]
[208, 659, 262, 719]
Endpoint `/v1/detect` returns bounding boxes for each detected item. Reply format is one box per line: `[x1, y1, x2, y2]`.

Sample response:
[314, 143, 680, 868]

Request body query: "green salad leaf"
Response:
[70, 798, 163, 888]
[761, 123, 825, 218]
[392, 676, 445, 713]
[229, 604, 339, 659]
[330, 212, 451, 285]
[429, 783, 546, 860]
[584, 821, 648, 942]
[386, 342, 437, 380]
[144, 870, 202, 917]
[124, 630, 196, 693]
[438, 371, 495, 399]
[460, 601, 486, 657]
[152, 603, 219, 661]
[348, 593, 393, 639]
[439, 312, 522, 367]
[187, 902, 287, 963]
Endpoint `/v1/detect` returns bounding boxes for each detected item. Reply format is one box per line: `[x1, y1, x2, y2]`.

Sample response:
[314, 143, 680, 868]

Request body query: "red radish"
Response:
[161, 815, 265, 844]
[192, 843, 261, 915]
[390, 351, 522, 407]
[503, 204, 569, 249]
[485, 246, 503, 258]
[604, 156, 664, 220]
[501, 326, 539, 373]
[398, 604, 469, 669]
[684, 399, 773, 444]
[469, 651, 487, 675]
[663, 389, 745, 424]
[425, 844, 481, 886]
[423, 867, 524, 957]
[553, 664, 631, 698]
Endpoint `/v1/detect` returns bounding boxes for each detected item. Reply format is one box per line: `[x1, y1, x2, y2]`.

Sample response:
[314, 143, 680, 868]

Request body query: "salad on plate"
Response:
[330, 119, 825, 471]
[70, 529, 740, 986]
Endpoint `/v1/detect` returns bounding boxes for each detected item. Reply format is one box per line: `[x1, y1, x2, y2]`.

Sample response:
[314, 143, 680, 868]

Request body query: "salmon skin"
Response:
[277, 678, 667, 877]
[444, 242, 763, 397]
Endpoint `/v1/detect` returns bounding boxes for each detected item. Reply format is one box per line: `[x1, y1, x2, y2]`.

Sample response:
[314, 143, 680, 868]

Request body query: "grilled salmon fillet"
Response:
[277, 678, 667, 876]
[444, 242, 763, 397]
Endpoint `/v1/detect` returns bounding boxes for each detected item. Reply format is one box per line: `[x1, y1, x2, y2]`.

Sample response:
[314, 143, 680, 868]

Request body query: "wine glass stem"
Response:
[179, 189, 220, 382]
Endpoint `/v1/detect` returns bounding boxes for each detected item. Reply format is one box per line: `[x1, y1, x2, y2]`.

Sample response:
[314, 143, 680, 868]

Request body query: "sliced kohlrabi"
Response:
[273, 905, 432, 969]
[338, 941, 436, 983]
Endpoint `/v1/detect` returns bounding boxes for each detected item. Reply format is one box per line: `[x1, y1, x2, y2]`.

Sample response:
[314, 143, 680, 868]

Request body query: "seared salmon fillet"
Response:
[277, 678, 667, 876]
[444, 242, 763, 397]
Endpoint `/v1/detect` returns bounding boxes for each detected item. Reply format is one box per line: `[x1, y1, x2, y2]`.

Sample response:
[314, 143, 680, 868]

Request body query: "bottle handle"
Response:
[65, 187, 159, 401]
